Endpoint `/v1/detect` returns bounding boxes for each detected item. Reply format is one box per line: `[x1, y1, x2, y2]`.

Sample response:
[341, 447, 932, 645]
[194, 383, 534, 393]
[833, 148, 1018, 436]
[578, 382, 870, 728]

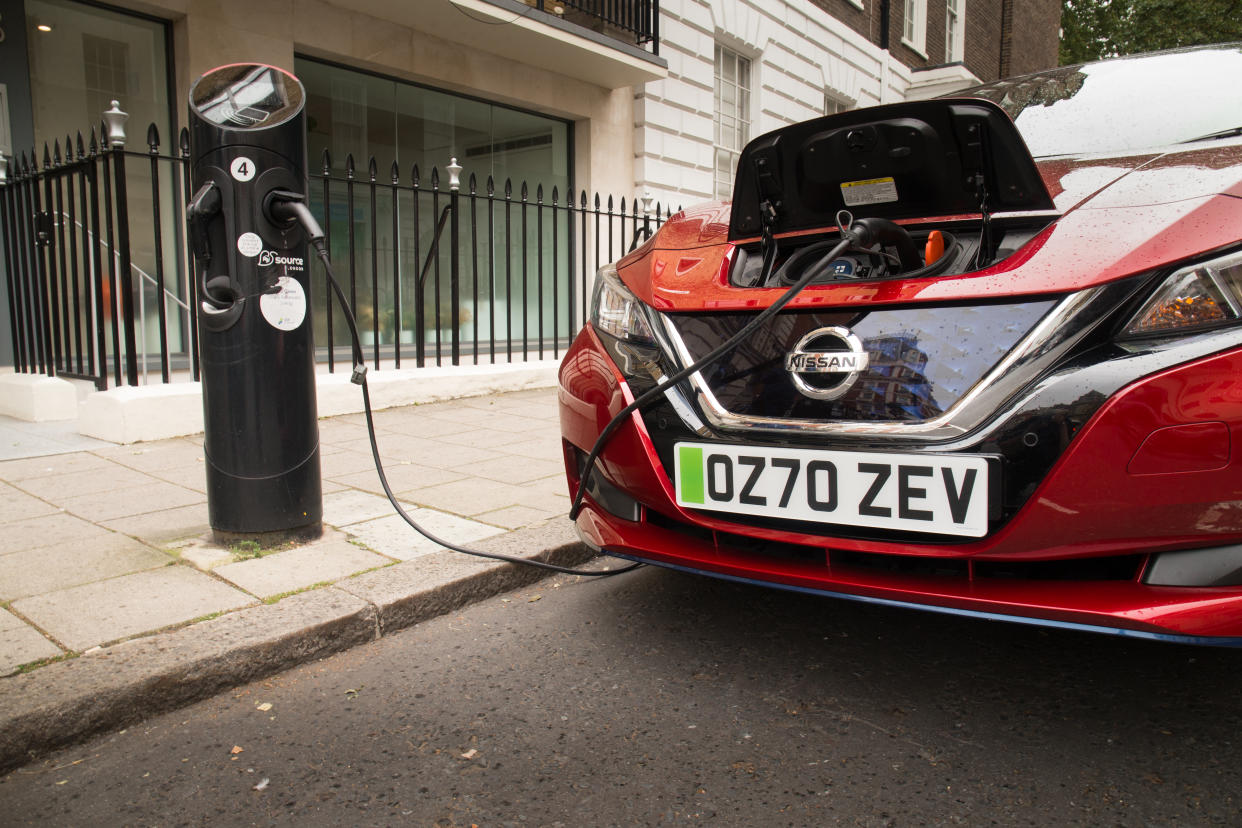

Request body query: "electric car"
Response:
[559, 44, 1242, 645]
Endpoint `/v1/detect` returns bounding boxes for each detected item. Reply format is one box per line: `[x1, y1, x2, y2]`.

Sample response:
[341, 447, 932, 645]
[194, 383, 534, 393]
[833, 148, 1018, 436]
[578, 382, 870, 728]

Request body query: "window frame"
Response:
[945, 0, 965, 63]
[902, 0, 928, 59]
[713, 42, 752, 202]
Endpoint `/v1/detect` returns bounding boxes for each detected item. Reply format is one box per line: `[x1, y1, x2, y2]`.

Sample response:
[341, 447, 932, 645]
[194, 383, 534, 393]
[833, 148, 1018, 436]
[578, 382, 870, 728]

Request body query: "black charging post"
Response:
[187, 63, 322, 541]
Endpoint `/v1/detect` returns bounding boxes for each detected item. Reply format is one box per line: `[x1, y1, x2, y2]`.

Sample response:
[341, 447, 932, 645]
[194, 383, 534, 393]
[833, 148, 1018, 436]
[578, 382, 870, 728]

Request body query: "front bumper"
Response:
[560, 323, 1242, 644]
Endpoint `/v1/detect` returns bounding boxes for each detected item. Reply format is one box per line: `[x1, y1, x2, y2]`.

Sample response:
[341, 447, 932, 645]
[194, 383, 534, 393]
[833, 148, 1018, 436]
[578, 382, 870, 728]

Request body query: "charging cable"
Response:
[268, 194, 642, 577]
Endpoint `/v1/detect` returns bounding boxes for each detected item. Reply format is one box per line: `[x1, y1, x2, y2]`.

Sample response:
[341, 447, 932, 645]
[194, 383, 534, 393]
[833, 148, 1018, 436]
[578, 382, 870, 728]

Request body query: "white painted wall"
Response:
[635, 0, 921, 210]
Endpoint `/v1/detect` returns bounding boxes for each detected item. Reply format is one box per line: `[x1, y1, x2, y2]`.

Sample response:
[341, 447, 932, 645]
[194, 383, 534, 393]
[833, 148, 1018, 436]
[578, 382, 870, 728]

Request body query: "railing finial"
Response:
[0, 152, 7, 184]
[447, 157, 462, 192]
[641, 189, 654, 216]
[102, 100, 128, 148]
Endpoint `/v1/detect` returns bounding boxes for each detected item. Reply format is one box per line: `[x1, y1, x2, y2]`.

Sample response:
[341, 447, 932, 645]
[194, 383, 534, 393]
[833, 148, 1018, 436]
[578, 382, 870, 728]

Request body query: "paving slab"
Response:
[0, 512, 116, 556]
[454, 454, 564, 484]
[56, 481, 205, 523]
[346, 510, 507, 560]
[92, 439, 206, 472]
[212, 535, 393, 599]
[322, 489, 408, 527]
[100, 502, 210, 546]
[407, 477, 551, 516]
[330, 461, 466, 496]
[13, 464, 155, 501]
[11, 565, 253, 651]
[0, 482, 60, 522]
[0, 534, 172, 601]
[0, 608, 63, 675]
[0, 451, 118, 480]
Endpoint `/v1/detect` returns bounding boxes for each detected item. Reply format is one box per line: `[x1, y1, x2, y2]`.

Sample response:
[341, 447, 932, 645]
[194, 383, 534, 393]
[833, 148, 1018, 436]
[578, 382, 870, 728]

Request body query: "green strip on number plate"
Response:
[678, 445, 705, 504]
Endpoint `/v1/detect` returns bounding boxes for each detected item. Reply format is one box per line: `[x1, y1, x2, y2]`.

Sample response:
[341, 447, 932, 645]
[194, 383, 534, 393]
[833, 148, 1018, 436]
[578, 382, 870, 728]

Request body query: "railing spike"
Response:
[345, 153, 355, 177]
[368, 156, 377, 180]
[76, 132, 86, 160]
[89, 129, 99, 156]
[536, 183, 543, 202]
[505, 178, 512, 198]
[52, 139, 61, 166]
[594, 192, 601, 209]
[391, 160, 400, 184]
[42, 144, 52, 169]
[580, 190, 587, 208]
[487, 175, 495, 196]
[552, 185, 559, 204]
[179, 127, 190, 157]
[521, 181, 528, 200]
[607, 194, 613, 210]
[321, 148, 332, 174]
[620, 196, 627, 214]
[469, 172, 477, 194]
[411, 163, 420, 187]
[431, 166, 440, 189]
[147, 123, 160, 152]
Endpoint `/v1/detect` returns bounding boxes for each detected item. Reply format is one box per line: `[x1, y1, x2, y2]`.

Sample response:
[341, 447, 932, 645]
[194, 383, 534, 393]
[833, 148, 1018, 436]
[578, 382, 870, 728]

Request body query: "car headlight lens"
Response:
[592, 264, 656, 345]
[1123, 251, 1242, 337]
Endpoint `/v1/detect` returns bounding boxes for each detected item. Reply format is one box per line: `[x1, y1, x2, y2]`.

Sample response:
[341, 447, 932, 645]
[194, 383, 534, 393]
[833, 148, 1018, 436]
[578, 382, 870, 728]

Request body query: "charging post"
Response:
[187, 64, 321, 540]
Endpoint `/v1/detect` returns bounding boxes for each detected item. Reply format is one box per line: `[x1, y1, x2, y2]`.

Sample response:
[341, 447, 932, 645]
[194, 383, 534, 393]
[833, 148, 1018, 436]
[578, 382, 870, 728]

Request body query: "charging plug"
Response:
[265, 190, 325, 242]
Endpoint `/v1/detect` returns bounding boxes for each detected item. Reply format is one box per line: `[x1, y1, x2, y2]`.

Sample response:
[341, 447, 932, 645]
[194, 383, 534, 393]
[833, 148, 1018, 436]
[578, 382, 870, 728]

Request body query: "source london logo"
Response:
[258, 250, 305, 270]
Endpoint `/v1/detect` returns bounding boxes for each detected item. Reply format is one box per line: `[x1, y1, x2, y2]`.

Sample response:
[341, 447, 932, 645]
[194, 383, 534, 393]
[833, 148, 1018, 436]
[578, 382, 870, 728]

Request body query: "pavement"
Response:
[0, 386, 603, 772]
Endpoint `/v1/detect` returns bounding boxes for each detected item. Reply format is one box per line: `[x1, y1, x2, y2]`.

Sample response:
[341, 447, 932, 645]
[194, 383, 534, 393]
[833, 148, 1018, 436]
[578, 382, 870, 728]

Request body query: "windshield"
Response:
[957, 44, 1242, 157]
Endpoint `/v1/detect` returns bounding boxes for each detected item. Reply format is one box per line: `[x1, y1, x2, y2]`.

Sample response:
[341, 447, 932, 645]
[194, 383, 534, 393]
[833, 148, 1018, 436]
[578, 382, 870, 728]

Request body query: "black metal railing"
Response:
[547, 0, 660, 54]
[0, 106, 193, 390]
[314, 149, 675, 371]
[1, 106, 678, 388]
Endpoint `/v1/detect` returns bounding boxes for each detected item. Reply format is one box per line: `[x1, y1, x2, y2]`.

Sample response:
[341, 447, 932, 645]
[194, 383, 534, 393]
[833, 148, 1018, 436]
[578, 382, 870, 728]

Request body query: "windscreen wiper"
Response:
[1184, 126, 1242, 143]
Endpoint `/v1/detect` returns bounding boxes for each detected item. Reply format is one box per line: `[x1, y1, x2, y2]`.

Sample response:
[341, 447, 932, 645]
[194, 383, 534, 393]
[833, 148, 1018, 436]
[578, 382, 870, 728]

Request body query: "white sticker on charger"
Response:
[230, 156, 256, 182]
[260, 276, 307, 331]
[840, 176, 899, 207]
[237, 232, 263, 258]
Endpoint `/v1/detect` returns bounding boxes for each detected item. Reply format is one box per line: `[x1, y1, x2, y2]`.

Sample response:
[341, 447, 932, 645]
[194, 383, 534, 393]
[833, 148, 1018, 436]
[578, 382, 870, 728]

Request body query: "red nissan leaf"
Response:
[559, 45, 1242, 645]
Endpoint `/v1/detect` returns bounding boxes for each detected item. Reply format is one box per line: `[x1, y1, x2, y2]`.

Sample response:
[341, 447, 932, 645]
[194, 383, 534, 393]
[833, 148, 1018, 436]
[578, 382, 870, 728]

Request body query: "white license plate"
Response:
[673, 442, 991, 538]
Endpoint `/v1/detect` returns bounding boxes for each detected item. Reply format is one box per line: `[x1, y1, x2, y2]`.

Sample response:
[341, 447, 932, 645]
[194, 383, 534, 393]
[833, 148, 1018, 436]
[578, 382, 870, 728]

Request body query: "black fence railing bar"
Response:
[2, 102, 680, 390]
[535, 0, 659, 54]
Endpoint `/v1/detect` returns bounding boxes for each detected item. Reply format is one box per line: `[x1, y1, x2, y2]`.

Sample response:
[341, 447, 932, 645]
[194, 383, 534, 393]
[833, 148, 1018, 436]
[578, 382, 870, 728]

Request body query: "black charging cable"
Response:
[267, 197, 644, 578]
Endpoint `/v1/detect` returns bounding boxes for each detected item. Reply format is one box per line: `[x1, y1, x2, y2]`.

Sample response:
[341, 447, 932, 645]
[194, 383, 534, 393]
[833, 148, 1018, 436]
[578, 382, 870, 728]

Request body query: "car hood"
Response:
[623, 138, 1242, 312]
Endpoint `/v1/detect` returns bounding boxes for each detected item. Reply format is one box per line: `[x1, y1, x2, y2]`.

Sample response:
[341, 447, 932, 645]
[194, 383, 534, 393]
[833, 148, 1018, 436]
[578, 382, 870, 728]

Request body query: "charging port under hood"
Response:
[729, 98, 1056, 241]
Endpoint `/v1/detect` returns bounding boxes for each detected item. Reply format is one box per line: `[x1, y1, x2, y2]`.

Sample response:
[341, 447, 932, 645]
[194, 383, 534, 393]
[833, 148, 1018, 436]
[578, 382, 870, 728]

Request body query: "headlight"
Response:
[591, 264, 656, 346]
[1123, 251, 1242, 337]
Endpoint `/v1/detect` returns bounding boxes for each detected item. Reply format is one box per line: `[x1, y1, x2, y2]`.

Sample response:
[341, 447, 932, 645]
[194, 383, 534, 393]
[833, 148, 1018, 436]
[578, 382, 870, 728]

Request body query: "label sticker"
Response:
[230, 157, 256, 182]
[237, 232, 263, 258]
[259, 276, 307, 332]
[840, 176, 899, 207]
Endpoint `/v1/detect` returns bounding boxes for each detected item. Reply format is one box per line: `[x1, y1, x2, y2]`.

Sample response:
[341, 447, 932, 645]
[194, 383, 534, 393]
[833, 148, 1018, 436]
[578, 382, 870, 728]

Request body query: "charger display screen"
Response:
[191, 64, 304, 129]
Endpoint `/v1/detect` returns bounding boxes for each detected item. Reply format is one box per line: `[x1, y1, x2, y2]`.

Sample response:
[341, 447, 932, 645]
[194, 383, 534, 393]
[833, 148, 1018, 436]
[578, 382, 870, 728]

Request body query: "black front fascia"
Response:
[635, 324, 1242, 544]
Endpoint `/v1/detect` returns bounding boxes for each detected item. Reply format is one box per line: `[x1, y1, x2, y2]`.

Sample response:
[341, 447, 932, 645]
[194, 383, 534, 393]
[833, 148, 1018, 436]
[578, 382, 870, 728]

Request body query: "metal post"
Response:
[103, 100, 138, 385]
[448, 157, 461, 366]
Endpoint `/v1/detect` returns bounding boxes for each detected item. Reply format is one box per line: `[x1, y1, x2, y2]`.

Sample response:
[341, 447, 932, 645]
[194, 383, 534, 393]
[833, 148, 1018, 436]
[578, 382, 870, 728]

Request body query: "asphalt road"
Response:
[3, 562, 1241, 826]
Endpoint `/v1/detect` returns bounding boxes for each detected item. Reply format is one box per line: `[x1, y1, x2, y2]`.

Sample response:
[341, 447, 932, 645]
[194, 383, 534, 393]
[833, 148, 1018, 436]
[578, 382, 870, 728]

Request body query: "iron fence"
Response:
[1, 104, 677, 389]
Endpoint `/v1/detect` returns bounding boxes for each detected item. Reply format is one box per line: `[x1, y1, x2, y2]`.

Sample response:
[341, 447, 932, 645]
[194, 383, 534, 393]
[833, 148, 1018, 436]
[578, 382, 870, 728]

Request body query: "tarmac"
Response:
[0, 385, 606, 772]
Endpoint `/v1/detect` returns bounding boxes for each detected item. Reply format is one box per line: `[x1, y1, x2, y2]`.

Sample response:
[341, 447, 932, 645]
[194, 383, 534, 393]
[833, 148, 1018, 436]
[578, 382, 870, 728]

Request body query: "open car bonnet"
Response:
[728, 97, 1056, 241]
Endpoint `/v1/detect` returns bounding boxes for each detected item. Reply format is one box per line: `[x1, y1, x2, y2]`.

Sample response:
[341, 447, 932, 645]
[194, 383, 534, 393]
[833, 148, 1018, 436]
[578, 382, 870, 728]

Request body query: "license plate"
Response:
[673, 442, 991, 538]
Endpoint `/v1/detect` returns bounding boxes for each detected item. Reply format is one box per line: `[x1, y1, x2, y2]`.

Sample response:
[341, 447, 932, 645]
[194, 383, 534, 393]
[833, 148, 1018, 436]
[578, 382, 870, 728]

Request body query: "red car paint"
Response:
[560, 51, 1242, 643]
